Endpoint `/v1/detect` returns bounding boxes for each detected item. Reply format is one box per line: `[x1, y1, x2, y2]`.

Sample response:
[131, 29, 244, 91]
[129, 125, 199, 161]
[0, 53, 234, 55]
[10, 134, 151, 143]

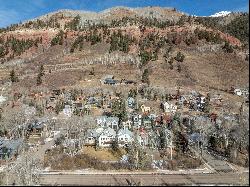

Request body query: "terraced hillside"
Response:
[0, 7, 248, 92]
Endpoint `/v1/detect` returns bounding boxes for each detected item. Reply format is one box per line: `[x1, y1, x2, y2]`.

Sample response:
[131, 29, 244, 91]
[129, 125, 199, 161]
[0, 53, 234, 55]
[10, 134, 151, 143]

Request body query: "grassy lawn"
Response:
[81, 146, 126, 161]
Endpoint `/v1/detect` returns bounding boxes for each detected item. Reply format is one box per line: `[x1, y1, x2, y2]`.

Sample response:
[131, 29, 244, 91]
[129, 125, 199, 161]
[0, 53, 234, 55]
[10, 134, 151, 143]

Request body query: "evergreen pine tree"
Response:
[175, 51, 185, 62]
[142, 69, 150, 85]
[36, 74, 42, 86]
[10, 69, 18, 82]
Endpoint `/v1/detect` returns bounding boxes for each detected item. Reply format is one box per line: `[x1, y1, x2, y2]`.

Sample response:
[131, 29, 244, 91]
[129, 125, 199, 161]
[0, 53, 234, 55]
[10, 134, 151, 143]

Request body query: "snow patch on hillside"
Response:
[210, 11, 231, 17]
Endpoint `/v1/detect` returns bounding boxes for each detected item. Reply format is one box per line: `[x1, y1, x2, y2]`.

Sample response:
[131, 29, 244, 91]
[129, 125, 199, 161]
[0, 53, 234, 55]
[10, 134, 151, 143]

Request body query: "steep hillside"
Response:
[0, 7, 248, 92]
[194, 12, 249, 45]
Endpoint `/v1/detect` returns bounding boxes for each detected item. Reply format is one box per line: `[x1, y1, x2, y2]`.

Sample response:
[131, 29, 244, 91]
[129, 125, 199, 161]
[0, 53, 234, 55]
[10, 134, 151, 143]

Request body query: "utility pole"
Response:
[169, 139, 173, 160]
[6, 162, 8, 186]
[30, 158, 32, 186]
[136, 149, 139, 169]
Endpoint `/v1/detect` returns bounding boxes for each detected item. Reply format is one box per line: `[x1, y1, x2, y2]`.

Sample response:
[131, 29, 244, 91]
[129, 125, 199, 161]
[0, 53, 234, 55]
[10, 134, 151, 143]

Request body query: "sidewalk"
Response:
[40, 166, 214, 175]
[227, 162, 249, 173]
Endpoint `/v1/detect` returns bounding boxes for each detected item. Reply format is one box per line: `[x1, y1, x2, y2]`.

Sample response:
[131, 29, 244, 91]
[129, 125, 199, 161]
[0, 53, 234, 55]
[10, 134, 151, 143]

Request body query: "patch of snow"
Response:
[0, 95, 7, 103]
[210, 11, 231, 17]
[0, 165, 6, 171]
[45, 137, 53, 142]
[52, 131, 60, 136]
[44, 167, 51, 171]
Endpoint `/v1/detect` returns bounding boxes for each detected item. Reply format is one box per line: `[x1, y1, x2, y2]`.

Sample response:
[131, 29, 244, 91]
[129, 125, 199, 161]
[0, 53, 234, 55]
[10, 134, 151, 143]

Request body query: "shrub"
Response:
[222, 41, 234, 53]
[175, 51, 185, 62]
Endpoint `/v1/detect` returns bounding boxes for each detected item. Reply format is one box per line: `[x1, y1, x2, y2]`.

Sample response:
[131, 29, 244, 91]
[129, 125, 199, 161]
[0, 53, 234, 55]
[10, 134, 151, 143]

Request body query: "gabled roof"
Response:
[96, 116, 119, 123]
[102, 75, 114, 80]
[117, 129, 133, 137]
[104, 79, 118, 84]
[87, 97, 99, 104]
[100, 127, 116, 137]
[87, 127, 104, 138]
[189, 133, 204, 143]
[127, 97, 135, 102]
[107, 116, 119, 123]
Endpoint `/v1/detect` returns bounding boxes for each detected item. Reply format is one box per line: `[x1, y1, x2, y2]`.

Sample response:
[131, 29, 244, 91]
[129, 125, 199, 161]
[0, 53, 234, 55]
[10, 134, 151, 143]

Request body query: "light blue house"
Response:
[0, 138, 23, 160]
[127, 97, 135, 108]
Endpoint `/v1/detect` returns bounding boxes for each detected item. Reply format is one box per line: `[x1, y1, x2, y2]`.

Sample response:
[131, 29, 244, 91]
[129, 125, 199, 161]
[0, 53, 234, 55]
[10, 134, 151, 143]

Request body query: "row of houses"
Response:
[101, 75, 136, 85]
[21, 85, 221, 120]
[84, 113, 176, 149]
[83, 104, 241, 149]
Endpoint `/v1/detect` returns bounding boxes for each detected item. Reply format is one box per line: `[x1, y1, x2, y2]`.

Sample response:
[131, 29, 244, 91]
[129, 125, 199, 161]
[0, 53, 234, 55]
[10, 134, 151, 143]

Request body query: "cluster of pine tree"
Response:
[0, 36, 42, 59]
[86, 29, 102, 45]
[64, 15, 81, 31]
[10, 69, 19, 83]
[70, 35, 84, 53]
[195, 13, 249, 44]
[109, 30, 135, 53]
[138, 33, 166, 66]
[110, 16, 175, 29]
[51, 30, 64, 46]
[23, 17, 60, 29]
[194, 28, 222, 44]
[37, 65, 45, 86]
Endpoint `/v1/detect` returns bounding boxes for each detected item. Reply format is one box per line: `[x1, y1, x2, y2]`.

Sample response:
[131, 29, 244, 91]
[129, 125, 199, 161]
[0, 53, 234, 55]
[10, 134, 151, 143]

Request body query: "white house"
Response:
[141, 105, 150, 113]
[63, 105, 73, 117]
[121, 119, 133, 130]
[97, 116, 106, 125]
[106, 117, 119, 130]
[96, 116, 119, 130]
[85, 127, 104, 146]
[98, 127, 116, 147]
[234, 89, 243, 96]
[117, 129, 133, 147]
[163, 102, 177, 113]
[132, 114, 142, 129]
[200, 96, 206, 104]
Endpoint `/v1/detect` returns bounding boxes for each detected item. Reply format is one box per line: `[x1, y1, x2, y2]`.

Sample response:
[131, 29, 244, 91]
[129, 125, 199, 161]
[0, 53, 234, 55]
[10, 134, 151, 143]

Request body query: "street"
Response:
[39, 145, 249, 186]
[40, 172, 249, 186]
[2, 131, 249, 186]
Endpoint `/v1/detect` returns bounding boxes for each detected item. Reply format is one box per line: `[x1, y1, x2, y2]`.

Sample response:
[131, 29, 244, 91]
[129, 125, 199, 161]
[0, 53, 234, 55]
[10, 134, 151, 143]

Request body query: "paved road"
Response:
[190, 146, 234, 172]
[4, 134, 248, 186]
[40, 172, 249, 186]
[32, 131, 61, 161]
[201, 149, 234, 172]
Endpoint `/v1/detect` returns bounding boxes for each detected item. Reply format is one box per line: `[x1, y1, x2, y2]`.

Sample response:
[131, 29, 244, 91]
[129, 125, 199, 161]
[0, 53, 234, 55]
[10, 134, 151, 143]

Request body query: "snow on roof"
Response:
[118, 128, 133, 136]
